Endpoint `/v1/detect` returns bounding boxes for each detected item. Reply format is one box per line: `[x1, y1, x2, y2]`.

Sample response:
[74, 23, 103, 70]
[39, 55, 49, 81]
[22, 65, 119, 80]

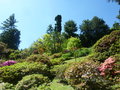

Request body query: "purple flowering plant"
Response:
[2, 60, 17, 66]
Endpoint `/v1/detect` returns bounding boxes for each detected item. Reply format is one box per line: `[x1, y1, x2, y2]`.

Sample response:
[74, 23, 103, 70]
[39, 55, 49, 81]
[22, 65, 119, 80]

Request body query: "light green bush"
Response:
[0, 82, 14, 90]
[0, 62, 49, 84]
[67, 37, 81, 51]
[15, 74, 50, 90]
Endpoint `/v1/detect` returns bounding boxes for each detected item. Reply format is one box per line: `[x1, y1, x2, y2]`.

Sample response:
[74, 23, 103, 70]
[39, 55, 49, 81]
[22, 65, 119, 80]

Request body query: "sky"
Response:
[0, 0, 119, 49]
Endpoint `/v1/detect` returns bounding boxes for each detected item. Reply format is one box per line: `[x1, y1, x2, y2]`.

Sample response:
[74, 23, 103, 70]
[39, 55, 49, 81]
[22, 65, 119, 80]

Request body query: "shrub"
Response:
[64, 61, 111, 89]
[97, 57, 115, 76]
[50, 58, 63, 65]
[50, 64, 69, 80]
[0, 82, 15, 90]
[0, 42, 12, 59]
[0, 62, 49, 84]
[61, 52, 73, 60]
[50, 53, 62, 59]
[93, 30, 120, 62]
[15, 74, 50, 90]
[9, 50, 22, 59]
[111, 83, 120, 90]
[74, 48, 92, 58]
[26, 54, 51, 66]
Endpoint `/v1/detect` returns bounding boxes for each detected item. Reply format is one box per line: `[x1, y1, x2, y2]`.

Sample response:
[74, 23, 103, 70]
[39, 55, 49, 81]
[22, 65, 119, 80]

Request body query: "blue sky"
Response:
[0, 0, 119, 49]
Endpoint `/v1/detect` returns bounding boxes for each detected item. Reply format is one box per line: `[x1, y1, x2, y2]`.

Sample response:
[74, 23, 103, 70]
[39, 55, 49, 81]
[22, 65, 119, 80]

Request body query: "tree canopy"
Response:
[0, 14, 20, 50]
[64, 20, 78, 38]
[80, 16, 110, 47]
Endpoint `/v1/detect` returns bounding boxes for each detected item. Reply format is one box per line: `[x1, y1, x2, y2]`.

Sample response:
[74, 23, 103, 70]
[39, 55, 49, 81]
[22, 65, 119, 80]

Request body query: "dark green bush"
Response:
[61, 52, 73, 60]
[15, 74, 50, 90]
[93, 30, 120, 62]
[74, 48, 92, 58]
[0, 62, 49, 84]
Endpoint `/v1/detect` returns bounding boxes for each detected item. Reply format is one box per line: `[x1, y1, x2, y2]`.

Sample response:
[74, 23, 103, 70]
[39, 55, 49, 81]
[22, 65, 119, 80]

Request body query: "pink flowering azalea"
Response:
[2, 60, 17, 66]
[97, 57, 115, 76]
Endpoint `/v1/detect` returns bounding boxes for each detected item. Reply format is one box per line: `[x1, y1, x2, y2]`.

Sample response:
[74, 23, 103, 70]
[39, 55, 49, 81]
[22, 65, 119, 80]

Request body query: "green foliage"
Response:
[0, 62, 49, 84]
[47, 24, 54, 34]
[67, 37, 81, 51]
[15, 74, 50, 90]
[9, 50, 21, 59]
[32, 32, 63, 54]
[1, 14, 17, 30]
[74, 48, 92, 58]
[0, 42, 12, 59]
[26, 54, 51, 66]
[93, 30, 120, 61]
[61, 52, 73, 60]
[64, 20, 78, 38]
[111, 22, 120, 30]
[50, 58, 63, 65]
[0, 82, 15, 90]
[50, 53, 62, 59]
[0, 14, 20, 50]
[80, 16, 110, 47]
[0, 42, 7, 53]
[111, 83, 120, 90]
[0, 42, 9, 59]
[37, 79, 74, 90]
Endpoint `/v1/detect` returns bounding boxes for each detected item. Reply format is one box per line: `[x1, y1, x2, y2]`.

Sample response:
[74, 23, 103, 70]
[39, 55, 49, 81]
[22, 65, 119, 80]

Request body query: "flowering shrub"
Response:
[98, 57, 120, 76]
[2, 60, 17, 66]
[64, 61, 111, 89]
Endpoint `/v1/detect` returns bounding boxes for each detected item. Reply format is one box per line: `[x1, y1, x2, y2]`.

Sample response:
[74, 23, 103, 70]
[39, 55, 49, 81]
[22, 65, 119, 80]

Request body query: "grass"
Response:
[49, 79, 74, 90]
[64, 56, 89, 64]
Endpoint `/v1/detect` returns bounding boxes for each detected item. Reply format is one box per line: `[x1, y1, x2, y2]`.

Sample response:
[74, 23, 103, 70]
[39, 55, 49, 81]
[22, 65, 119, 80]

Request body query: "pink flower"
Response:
[2, 60, 17, 66]
[97, 57, 115, 76]
[100, 72, 105, 76]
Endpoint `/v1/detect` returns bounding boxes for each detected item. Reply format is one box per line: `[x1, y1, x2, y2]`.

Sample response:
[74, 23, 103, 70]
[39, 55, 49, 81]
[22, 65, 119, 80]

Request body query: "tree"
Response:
[64, 20, 78, 38]
[55, 15, 62, 33]
[0, 14, 20, 50]
[111, 22, 120, 30]
[67, 37, 81, 51]
[80, 16, 109, 47]
[1, 14, 17, 30]
[108, 0, 120, 5]
[46, 24, 53, 34]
